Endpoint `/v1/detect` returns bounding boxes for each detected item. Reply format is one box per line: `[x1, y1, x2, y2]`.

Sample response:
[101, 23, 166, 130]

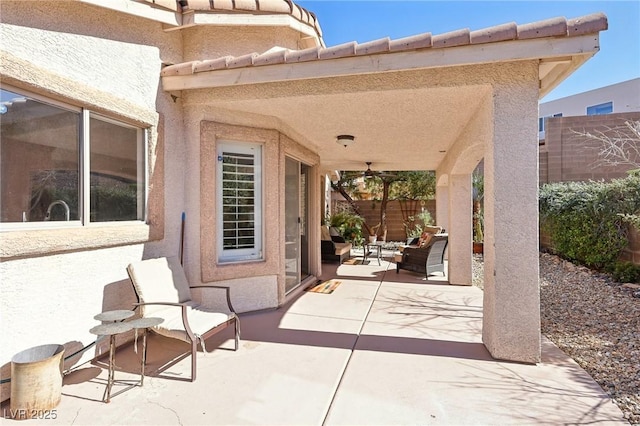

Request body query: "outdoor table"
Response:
[94, 310, 135, 322]
[89, 321, 133, 403]
[363, 242, 383, 265]
[128, 317, 164, 386]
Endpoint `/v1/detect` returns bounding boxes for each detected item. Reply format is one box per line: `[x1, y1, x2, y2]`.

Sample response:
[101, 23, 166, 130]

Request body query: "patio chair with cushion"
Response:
[395, 233, 448, 278]
[320, 225, 352, 263]
[126, 256, 239, 382]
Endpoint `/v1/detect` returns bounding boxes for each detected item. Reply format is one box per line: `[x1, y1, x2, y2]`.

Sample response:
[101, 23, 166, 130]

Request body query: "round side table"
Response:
[94, 310, 134, 322]
[127, 317, 164, 385]
[89, 321, 133, 403]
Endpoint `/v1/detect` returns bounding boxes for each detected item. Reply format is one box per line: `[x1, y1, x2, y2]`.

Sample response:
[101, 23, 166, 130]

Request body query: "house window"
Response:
[586, 101, 613, 115]
[0, 86, 146, 227]
[216, 141, 262, 263]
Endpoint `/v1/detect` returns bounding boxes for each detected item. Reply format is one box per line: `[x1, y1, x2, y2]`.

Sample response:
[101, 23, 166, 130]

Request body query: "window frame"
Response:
[586, 101, 613, 116]
[216, 140, 263, 264]
[0, 84, 148, 231]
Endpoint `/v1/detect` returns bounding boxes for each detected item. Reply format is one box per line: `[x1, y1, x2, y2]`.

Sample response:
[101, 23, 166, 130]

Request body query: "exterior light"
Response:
[336, 134, 355, 148]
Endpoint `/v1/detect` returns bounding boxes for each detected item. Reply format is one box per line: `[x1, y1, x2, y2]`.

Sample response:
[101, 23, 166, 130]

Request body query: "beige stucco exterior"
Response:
[1, 0, 607, 397]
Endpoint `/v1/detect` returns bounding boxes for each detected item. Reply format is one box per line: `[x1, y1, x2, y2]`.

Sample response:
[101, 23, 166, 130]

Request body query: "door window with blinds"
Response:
[216, 141, 263, 263]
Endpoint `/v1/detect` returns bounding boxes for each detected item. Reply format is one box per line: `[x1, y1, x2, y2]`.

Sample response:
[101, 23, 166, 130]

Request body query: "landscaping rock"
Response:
[473, 252, 639, 424]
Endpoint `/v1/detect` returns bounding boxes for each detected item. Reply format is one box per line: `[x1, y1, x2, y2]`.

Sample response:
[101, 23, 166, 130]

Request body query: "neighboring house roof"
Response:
[137, 0, 322, 38]
[162, 12, 606, 84]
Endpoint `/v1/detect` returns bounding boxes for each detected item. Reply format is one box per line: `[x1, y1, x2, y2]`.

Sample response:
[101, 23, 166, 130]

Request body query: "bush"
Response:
[326, 209, 364, 246]
[539, 172, 640, 271]
[611, 261, 640, 283]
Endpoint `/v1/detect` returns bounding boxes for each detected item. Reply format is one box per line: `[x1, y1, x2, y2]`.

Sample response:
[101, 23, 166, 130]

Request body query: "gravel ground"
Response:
[472, 253, 640, 424]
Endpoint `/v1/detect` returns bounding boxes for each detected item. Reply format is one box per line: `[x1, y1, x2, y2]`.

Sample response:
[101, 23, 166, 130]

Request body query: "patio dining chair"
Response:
[126, 257, 239, 382]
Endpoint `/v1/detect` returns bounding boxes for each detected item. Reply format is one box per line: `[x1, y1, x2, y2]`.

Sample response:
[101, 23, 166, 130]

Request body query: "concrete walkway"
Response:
[4, 255, 626, 425]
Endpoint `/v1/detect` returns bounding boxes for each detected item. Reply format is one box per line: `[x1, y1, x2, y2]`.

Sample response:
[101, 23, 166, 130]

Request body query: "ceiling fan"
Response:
[362, 162, 398, 179]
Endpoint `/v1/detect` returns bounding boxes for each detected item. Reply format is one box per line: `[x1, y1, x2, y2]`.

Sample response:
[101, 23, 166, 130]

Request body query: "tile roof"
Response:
[138, 0, 322, 37]
[161, 12, 607, 78]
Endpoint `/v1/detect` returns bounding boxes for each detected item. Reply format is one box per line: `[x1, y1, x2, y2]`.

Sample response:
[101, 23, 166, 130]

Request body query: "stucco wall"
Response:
[181, 25, 303, 61]
[0, 1, 184, 396]
[1, 2, 318, 391]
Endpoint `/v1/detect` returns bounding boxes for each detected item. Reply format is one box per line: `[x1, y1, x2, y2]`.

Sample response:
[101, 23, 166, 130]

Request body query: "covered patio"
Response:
[162, 11, 608, 364]
[15, 256, 625, 425]
[0, 1, 614, 418]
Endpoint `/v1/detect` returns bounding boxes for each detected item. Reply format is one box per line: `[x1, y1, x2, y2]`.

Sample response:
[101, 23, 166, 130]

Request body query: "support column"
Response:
[447, 174, 472, 286]
[435, 176, 449, 233]
[482, 75, 540, 363]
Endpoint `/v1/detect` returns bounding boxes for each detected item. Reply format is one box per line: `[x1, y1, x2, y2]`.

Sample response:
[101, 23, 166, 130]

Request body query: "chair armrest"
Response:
[331, 235, 346, 243]
[132, 302, 196, 341]
[190, 285, 236, 313]
[133, 301, 185, 308]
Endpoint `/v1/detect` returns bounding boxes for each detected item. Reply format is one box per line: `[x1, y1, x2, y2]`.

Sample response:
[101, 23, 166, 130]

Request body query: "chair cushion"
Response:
[424, 225, 443, 234]
[418, 232, 434, 248]
[127, 257, 192, 316]
[333, 242, 352, 256]
[151, 302, 234, 342]
[321, 225, 332, 241]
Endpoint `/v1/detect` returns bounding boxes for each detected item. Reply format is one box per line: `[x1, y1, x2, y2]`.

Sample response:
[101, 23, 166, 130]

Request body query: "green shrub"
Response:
[539, 173, 640, 271]
[326, 210, 364, 246]
[611, 261, 640, 283]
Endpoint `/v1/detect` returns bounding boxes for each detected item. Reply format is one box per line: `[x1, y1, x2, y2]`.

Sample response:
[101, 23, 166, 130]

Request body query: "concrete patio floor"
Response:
[3, 252, 627, 425]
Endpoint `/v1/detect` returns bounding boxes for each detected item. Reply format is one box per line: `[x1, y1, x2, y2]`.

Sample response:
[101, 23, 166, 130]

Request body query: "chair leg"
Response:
[191, 340, 197, 382]
[234, 318, 240, 351]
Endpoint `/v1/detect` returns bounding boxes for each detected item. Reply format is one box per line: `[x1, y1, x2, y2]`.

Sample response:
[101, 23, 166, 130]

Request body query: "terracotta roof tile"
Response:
[517, 16, 567, 39]
[260, 0, 293, 14]
[233, 0, 259, 12]
[432, 28, 470, 48]
[227, 53, 259, 69]
[470, 22, 517, 44]
[355, 37, 391, 56]
[389, 33, 432, 51]
[318, 41, 356, 60]
[193, 57, 233, 73]
[567, 12, 608, 36]
[285, 46, 321, 63]
[186, 0, 217, 10]
[137, 0, 322, 38]
[253, 49, 288, 66]
[163, 60, 200, 76]
[160, 13, 608, 78]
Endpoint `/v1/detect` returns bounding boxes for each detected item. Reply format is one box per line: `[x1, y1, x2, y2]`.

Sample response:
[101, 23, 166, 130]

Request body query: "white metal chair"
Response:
[126, 257, 239, 381]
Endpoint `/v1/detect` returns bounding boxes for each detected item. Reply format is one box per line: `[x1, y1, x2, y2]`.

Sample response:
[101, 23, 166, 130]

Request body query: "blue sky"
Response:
[296, 1, 640, 102]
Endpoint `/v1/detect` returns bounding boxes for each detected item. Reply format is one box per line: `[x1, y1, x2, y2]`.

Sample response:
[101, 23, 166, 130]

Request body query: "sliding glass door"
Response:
[284, 157, 310, 293]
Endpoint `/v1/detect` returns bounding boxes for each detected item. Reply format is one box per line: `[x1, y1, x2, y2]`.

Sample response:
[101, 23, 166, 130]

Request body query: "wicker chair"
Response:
[396, 234, 448, 278]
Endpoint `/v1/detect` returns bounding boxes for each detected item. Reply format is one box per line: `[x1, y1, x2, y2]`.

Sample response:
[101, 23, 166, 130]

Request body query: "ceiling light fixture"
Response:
[336, 134, 355, 148]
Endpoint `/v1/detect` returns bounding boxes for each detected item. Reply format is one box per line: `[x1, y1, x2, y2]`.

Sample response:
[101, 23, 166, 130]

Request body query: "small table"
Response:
[128, 317, 164, 386]
[94, 310, 135, 322]
[89, 321, 133, 403]
[363, 242, 383, 265]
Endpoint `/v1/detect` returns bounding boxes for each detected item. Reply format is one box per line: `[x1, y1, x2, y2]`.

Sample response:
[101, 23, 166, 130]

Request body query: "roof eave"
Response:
[161, 34, 602, 95]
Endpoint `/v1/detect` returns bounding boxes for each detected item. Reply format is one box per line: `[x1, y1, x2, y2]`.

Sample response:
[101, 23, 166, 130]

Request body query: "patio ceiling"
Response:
[162, 13, 607, 174]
